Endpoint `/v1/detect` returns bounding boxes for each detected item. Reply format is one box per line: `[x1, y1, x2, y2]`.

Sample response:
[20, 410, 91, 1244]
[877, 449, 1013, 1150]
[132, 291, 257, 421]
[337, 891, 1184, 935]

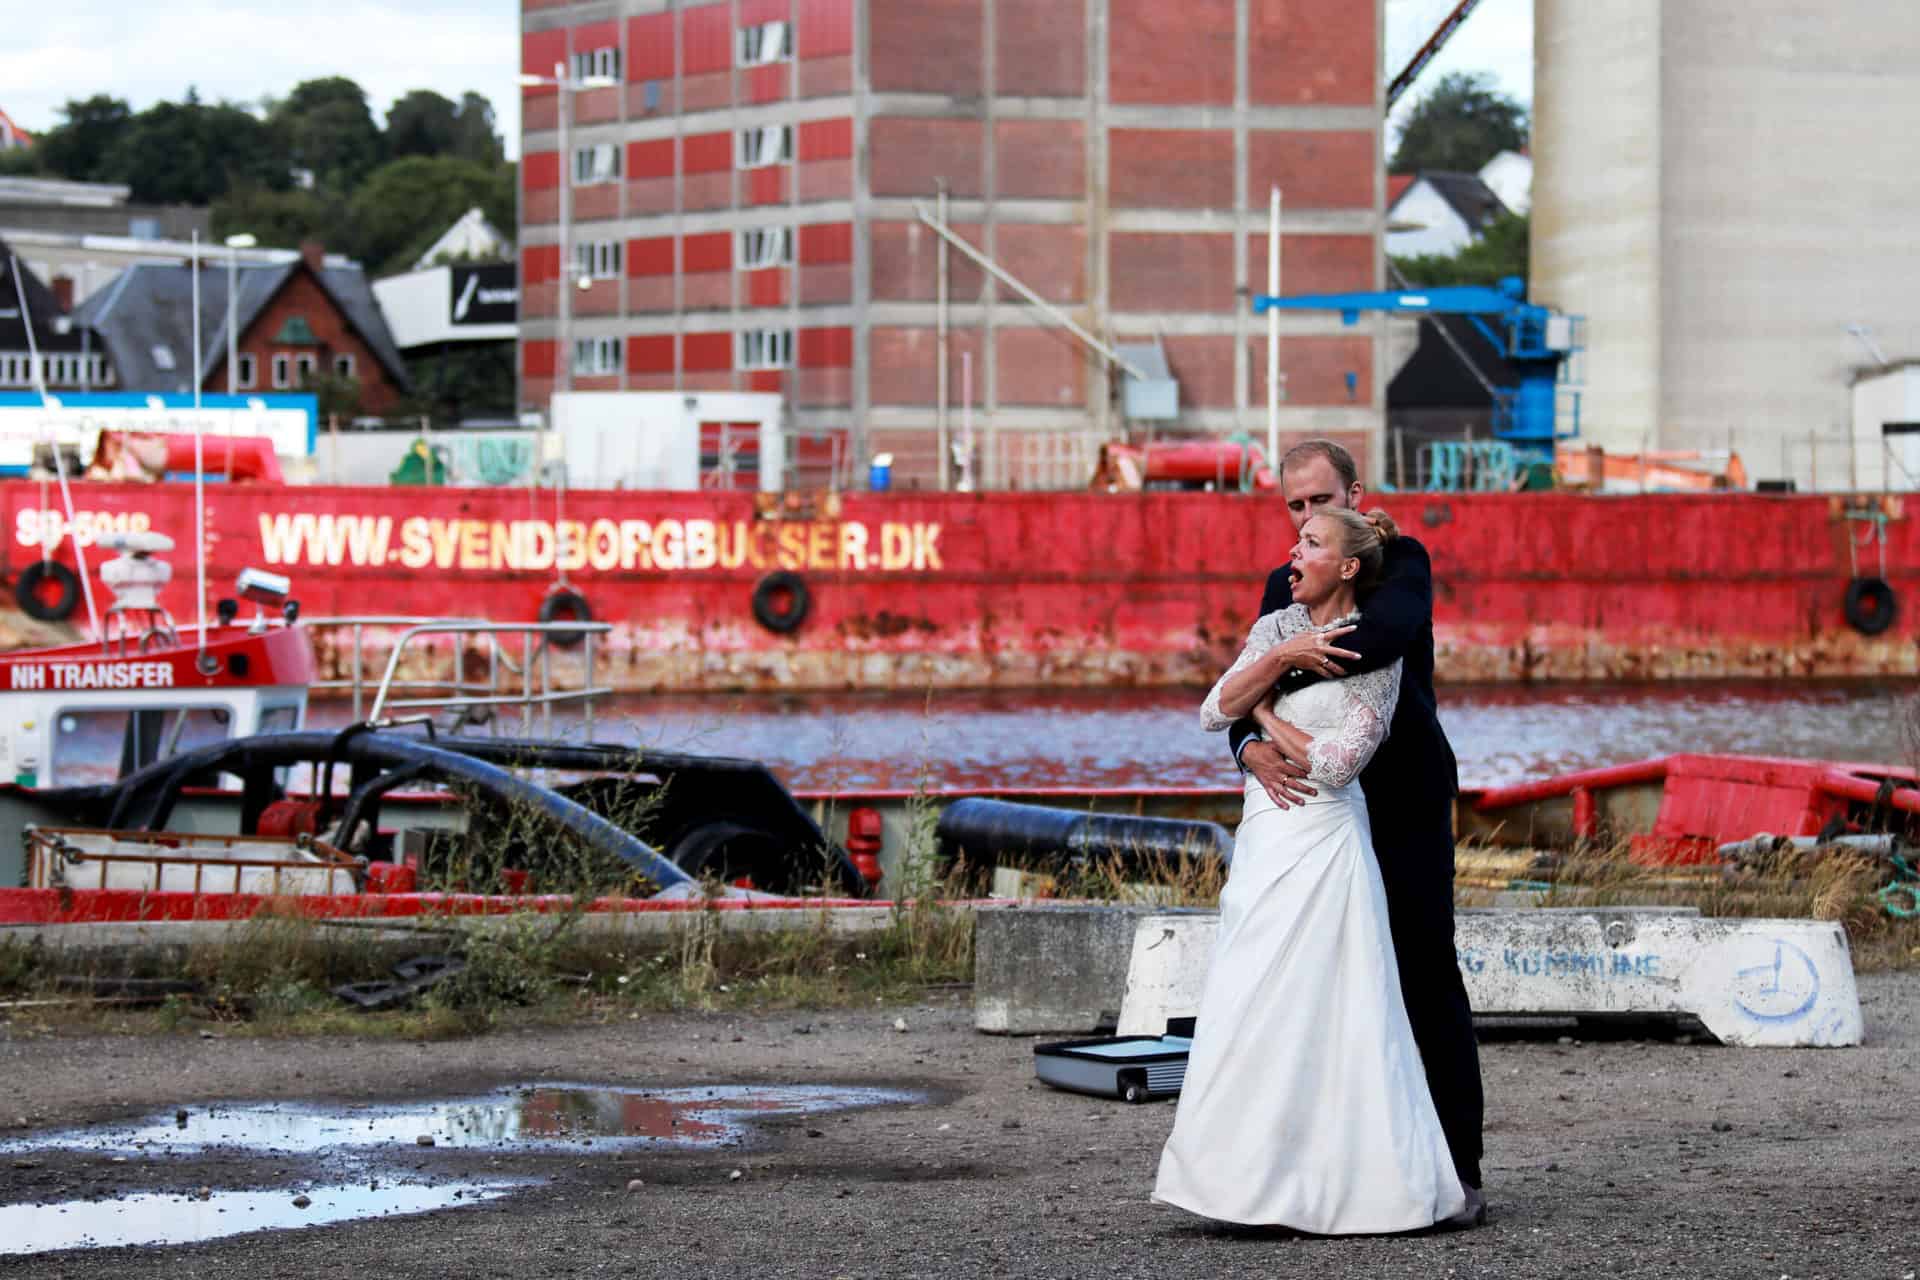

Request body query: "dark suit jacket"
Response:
[1226, 535, 1459, 816]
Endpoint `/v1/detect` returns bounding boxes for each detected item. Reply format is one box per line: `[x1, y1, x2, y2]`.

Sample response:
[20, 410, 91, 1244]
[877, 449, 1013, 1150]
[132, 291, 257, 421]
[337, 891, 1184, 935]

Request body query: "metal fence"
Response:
[766, 423, 1920, 496]
[779, 426, 1106, 493]
[1385, 422, 1920, 495]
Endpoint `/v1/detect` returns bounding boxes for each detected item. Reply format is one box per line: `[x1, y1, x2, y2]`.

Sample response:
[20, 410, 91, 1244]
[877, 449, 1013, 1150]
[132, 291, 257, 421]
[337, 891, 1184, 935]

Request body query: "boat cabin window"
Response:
[50, 705, 235, 787]
[256, 704, 303, 789]
[258, 705, 301, 735]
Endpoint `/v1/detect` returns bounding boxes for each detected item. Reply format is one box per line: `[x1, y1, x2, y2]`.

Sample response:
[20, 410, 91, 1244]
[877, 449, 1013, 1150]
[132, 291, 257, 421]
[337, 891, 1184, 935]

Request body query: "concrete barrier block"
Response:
[973, 904, 1215, 1035]
[1116, 912, 1219, 1037]
[1116, 906, 1864, 1048]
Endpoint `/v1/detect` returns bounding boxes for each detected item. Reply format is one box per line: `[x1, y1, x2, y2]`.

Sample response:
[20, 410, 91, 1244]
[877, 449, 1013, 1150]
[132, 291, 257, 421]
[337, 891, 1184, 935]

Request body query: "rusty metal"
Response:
[4, 483, 1915, 691]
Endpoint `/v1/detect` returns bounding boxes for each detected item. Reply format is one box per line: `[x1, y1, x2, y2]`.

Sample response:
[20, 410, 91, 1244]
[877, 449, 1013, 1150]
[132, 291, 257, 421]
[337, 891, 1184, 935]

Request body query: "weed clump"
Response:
[0, 935, 43, 997]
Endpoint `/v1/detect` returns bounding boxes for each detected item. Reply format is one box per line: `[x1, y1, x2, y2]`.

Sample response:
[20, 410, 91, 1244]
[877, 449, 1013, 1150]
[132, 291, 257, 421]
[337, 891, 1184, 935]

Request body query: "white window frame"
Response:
[271, 354, 291, 389]
[294, 353, 317, 384]
[236, 353, 256, 389]
[735, 125, 792, 170]
[0, 353, 23, 386]
[736, 328, 793, 371]
[736, 226, 793, 270]
[569, 47, 621, 81]
[736, 19, 792, 66]
[333, 353, 356, 380]
[573, 239, 623, 280]
[572, 336, 622, 376]
[572, 142, 621, 185]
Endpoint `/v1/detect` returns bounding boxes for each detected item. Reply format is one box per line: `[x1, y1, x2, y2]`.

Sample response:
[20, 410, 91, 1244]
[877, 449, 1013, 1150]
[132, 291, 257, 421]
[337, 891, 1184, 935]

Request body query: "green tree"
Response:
[211, 183, 346, 249]
[344, 154, 514, 274]
[35, 95, 132, 181]
[102, 95, 286, 205]
[0, 146, 38, 177]
[271, 77, 384, 190]
[385, 89, 460, 159]
[302, 368, 363, 423]
[1392, 210, 1530, 288]
[394, 343, 516, 425]
[385, 89, 503, 167]
[450, 92, 504, 167]
[1390, 71, 1528, 174]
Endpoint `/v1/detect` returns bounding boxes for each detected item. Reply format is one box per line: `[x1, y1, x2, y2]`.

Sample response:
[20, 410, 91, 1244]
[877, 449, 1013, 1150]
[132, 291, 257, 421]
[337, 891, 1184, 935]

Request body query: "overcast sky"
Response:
[5, 0, 1532, 162]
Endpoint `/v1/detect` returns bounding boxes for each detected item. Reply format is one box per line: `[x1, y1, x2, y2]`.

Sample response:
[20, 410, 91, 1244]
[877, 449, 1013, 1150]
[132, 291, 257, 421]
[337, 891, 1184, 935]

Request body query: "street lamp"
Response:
[223, 232, 257, 395]
[518, 63, 618, 395]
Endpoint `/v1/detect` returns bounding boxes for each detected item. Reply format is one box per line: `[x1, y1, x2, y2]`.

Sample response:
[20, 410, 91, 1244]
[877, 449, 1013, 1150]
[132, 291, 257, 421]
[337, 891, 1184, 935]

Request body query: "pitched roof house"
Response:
[75, 245, 410, 415]
[0, 236, 112, 392]
[1385, 171, 1510, 260]
[0, 107, 31, 151]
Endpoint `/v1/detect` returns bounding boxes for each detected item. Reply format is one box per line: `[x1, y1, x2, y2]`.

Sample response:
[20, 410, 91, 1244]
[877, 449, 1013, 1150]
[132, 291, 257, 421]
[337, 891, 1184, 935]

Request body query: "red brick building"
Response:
[519, 0, 1385, 487]
[76, 245, 412, 418]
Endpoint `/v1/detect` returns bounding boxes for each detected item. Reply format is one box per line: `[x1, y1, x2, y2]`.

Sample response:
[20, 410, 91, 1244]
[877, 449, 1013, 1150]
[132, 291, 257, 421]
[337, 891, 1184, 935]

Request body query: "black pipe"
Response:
[934, 798, 1233, 869]
[86, 731, 693, 891]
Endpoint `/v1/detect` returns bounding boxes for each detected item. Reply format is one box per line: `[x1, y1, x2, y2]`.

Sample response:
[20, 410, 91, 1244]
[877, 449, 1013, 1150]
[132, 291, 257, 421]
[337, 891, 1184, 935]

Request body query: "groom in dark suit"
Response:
[1226, 438, 1486, 1224]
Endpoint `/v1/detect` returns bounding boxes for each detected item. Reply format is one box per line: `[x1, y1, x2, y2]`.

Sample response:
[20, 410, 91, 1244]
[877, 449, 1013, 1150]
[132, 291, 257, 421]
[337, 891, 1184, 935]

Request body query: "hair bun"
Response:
[1365, 508, 1399, 544]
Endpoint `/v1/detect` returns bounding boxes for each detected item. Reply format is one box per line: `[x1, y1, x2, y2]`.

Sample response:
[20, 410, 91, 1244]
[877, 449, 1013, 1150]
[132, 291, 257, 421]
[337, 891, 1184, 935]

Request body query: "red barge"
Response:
[0, 481, 1910, 691]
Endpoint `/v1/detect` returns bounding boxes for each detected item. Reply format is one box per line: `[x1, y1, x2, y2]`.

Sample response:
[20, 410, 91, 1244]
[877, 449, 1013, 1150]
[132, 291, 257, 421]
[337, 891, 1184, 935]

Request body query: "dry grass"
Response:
[0, 897, 979, 1038]
[984, 846, 1230, 908]
[1454, 837, 1920, 971]
[5, 812, 1914, 1040]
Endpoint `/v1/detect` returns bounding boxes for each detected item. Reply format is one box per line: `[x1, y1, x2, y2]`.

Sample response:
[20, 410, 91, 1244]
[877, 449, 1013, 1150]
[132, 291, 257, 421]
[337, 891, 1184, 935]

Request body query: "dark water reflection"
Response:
[1, 1084, 918, 1255]
[359, 679, 1912, 792]
[5, 1085, 920, 1158]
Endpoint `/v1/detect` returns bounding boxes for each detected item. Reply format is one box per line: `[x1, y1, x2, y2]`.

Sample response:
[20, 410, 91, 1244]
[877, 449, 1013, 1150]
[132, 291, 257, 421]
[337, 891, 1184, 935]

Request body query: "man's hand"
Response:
[1240, 738, 1316, 809]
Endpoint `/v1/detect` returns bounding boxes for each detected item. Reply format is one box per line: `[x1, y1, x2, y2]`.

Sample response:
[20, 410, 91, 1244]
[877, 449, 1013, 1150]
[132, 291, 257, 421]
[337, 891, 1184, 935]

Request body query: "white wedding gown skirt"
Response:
[1152, 776, 1466, 1234]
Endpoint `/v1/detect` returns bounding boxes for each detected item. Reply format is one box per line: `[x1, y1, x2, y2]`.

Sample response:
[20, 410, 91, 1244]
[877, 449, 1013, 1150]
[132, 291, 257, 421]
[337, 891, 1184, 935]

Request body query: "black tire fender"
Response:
[1843, 576, 1896, 636]
[538, 587, 593, 649]
[668, 820, 786, 891]
[15, 559, 80, 622]
[751, 570, 810, 634]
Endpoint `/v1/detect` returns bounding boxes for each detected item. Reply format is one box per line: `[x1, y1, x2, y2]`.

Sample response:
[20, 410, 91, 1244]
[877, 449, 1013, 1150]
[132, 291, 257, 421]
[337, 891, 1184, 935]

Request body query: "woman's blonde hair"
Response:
[1308, 507, 1399, 591]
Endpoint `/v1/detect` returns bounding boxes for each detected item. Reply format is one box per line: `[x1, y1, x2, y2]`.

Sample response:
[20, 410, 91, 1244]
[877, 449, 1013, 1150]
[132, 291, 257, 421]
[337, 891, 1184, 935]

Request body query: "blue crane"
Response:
[1251, 275, 1583, 465]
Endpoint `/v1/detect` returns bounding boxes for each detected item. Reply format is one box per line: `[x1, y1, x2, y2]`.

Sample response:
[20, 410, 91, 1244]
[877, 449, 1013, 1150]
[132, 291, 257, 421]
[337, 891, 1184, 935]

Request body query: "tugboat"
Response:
[0, 529, 875, 916]
[0, 530, 311, 790]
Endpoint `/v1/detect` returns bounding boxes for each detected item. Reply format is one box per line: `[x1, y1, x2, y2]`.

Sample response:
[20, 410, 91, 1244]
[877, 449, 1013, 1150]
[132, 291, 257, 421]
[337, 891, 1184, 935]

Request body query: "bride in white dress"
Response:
[1153, 508, 1466, 1235]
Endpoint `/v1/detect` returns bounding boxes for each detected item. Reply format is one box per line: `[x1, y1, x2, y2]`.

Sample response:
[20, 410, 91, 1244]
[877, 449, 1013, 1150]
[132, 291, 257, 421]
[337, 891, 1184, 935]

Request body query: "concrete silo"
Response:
[1531, 0, 1920, 488]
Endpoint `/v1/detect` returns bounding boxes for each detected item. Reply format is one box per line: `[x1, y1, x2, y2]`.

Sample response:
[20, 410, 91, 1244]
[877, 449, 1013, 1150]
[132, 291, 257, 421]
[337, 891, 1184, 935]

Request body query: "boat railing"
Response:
[305, 616, 613, 740]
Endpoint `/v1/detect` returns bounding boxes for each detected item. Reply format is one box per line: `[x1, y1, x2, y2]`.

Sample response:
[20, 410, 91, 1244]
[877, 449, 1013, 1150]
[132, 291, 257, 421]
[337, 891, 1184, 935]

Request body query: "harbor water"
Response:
[316, 679, 1917, 792]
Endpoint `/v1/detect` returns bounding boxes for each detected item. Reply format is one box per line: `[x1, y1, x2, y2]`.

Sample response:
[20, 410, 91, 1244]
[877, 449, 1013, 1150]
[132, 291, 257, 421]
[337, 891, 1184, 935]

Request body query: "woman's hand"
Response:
[1246, 703, 1318, 809]
[1270, 624, 1359, 680]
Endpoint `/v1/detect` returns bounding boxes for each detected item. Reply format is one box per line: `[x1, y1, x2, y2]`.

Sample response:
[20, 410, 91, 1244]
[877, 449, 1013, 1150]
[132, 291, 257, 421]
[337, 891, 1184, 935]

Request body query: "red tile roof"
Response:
[0, 107, 32, 149]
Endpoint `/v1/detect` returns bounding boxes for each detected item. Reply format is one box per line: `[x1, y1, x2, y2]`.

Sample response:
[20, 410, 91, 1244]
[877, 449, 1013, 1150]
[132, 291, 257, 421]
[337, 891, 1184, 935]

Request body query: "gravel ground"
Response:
[2, 972, 1918, 1280]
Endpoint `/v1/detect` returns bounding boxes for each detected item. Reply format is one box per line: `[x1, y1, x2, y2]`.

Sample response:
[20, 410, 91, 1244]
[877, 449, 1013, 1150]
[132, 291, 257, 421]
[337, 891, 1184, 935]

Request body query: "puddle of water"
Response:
[0, 1180, 522, 1255]
[7, 1084, 921, 1157]
[1, 1084, 926, 1256]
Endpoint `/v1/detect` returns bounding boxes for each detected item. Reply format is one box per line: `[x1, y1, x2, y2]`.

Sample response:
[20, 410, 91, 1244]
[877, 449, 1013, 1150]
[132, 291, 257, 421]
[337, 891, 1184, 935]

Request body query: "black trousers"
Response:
[1368, 787, 1485, 1190]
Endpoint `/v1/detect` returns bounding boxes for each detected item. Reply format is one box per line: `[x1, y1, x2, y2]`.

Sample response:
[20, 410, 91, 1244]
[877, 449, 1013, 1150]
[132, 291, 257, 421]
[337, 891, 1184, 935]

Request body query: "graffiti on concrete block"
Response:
[1456, 947, 1664, 979]
[1731, 938, 1820, 1024]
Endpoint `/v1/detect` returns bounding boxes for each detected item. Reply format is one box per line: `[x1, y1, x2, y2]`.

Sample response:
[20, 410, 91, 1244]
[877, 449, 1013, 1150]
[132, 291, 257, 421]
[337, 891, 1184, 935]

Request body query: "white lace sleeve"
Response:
[1304, 660, 1403, 786]
[1199, 609, 1294, 731]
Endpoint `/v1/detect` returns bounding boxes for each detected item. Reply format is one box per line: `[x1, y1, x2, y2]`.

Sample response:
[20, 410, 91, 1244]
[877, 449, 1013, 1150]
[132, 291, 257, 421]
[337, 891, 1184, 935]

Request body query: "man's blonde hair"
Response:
[1279, 439, 1359, 489]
